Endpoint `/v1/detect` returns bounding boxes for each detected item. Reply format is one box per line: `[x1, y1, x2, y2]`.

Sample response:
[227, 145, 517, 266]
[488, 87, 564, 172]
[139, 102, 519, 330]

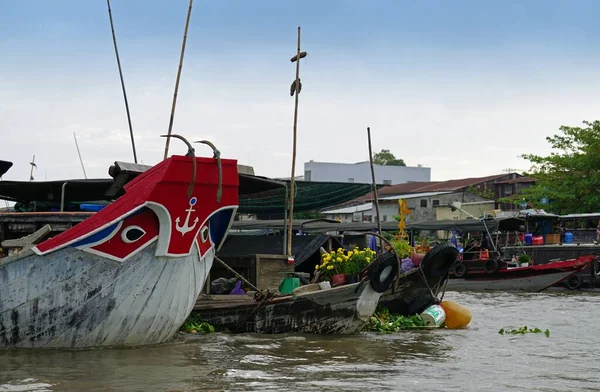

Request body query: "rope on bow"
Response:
[160, 134, 196, 199]
[194, 140, 222, 204]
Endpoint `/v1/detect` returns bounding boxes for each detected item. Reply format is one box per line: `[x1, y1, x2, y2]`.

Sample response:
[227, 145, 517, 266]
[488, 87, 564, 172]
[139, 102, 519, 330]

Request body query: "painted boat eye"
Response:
[201, 226, 209, 243]
[122, 226, 146, 243]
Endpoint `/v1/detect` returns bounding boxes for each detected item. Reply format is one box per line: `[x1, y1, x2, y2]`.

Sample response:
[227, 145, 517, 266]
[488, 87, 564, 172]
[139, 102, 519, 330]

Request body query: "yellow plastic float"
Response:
[440, 300, 472, 329]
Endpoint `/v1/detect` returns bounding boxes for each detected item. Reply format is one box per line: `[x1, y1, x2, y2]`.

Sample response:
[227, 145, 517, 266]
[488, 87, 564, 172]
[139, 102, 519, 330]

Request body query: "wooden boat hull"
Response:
[0, 242, 212, 348]
[194, 282, 381, 334]
[0, 154, 241, 348]
[447, 259, 589, 292]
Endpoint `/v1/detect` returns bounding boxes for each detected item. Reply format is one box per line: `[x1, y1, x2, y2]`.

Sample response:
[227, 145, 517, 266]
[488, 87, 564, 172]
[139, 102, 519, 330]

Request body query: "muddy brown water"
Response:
[1, 291, 599, 391]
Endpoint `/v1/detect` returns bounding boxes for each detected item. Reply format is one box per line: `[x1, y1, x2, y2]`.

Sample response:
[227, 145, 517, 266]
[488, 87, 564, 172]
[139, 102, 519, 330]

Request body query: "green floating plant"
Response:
[180, 314, 215, 334]
[498, 326, 550, 337]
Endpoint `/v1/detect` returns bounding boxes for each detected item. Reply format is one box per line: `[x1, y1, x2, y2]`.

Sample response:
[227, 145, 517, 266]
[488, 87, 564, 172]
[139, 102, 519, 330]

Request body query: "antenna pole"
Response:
[106, 0, 138, 163]
[163, 0, 194, 160]
[73, 132, 88, 179]
[286, 26, 307, 258]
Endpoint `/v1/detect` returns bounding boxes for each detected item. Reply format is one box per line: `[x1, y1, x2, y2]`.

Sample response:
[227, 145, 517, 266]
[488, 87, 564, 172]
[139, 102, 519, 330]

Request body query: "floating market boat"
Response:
[447, 257, 592, 292]
[193, 243, 458, 334]
[0, 150, 244, 348]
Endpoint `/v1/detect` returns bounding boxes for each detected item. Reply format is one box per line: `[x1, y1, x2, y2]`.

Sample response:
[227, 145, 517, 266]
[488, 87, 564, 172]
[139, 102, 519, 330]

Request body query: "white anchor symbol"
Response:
[175, 197, 199, 236]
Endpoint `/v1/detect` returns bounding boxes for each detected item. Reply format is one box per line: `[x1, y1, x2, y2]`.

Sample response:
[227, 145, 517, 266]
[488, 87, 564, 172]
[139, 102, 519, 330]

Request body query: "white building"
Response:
[303, 161, 430, 185]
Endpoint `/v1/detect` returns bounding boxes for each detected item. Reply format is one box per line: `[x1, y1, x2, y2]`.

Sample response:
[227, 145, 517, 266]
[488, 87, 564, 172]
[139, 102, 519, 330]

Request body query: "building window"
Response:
[304, 170, 311, 181]
[383, 180, 392, 185]
[432, 200, 440, 207]
[348, 178, 354, 183]
[383, 215, 388, 221]
[420, 199, 427, 208]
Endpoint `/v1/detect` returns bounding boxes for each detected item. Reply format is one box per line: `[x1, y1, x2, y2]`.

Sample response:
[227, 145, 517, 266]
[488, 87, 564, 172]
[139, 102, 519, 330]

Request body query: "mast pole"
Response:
[163, 0, 194, 160]
[287, 26, 307, 259]
[106, 0, 138, 163]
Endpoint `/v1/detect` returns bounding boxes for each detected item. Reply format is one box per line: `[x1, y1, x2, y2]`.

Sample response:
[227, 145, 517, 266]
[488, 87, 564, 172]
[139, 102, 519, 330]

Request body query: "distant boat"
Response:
[0, 153, 242, 348]
[447, 257, 591, 292]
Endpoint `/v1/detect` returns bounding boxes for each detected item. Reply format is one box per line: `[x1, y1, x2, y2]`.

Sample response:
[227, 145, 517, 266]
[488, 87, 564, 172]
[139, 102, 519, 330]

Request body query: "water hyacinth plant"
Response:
[315, 247, 376, 280]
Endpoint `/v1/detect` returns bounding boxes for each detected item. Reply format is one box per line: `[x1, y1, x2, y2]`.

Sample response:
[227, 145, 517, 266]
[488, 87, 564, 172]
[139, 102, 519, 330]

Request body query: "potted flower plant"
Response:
[315, 247, 376, 286]
[518, 254, 531, 267]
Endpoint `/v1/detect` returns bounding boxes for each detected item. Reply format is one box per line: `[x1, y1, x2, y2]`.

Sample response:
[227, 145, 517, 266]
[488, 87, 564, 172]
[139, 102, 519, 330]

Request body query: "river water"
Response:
[1, 291, 599, 392]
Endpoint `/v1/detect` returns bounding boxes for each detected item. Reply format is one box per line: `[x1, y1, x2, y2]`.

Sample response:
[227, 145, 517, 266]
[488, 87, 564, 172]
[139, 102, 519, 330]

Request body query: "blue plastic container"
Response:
[524, 233, 533, 245]
[564, 231, 574, 244]
[79, 204, 106, 212]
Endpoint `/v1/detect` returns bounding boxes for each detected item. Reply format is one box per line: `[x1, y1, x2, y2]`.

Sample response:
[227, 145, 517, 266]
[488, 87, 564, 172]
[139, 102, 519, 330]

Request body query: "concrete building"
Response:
[303, 161, 430, 185]
[322, 191, 493, 223]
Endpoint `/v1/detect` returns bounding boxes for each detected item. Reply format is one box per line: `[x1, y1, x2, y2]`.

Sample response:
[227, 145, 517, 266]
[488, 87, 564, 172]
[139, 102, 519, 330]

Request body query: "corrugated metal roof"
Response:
[379, 191, 452, 200]
[322, 202, 373, 214]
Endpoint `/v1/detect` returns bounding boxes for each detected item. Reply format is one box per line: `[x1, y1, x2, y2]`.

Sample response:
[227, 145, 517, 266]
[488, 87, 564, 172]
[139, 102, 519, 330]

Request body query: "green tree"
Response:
[520, 120, 600, 214]
[373, 149, 406, 166]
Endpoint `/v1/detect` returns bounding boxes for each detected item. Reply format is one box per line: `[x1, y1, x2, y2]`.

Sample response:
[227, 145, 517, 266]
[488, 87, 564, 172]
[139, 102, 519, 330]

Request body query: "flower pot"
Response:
[346, 274, 359, 284]
[411, 253, 426, 266]
[331, 273, 347, 287]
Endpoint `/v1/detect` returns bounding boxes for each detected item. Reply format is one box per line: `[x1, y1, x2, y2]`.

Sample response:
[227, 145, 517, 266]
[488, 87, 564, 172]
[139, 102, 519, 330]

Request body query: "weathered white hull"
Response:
[0, 242, 211, 348]
[446, 270, 575, 292]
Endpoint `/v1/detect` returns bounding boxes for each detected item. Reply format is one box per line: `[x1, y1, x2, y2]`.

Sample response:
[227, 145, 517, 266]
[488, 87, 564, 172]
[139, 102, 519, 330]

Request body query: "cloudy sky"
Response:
[2, 0, 600, 182]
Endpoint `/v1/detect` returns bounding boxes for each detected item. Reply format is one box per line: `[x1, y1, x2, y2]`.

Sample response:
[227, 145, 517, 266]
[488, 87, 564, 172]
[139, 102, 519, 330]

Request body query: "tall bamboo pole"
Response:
[163, 0, 194, 160]
[286, 26, 306, 258]
[106, 0, 138, 163]
[367, 127, 383, 251]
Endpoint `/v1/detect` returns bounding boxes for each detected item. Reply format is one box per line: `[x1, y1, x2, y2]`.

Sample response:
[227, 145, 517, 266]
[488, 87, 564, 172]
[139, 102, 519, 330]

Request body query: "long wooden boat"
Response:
[446, 257, 591, 292]
[194, 280, 382, 334]
[193, 243, 459, 334]
[0, 153, 241, 348]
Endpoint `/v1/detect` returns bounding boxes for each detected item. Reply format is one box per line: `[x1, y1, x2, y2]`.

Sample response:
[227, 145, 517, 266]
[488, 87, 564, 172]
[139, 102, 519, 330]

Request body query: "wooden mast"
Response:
[367, 127, 383, 250]
[286, 26, 307, 259]
[163, 0, 194, 160]
[106, 0, 138, 163]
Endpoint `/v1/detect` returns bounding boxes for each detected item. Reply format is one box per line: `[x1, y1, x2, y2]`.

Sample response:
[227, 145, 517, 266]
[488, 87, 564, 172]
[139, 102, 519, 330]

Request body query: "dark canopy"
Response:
[239, 181, 379, 214]
[0, 174, 285, 205]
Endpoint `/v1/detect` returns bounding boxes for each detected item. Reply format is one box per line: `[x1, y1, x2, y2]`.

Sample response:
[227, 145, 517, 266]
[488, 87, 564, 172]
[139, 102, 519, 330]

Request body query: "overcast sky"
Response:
[2, 0, 600, 182]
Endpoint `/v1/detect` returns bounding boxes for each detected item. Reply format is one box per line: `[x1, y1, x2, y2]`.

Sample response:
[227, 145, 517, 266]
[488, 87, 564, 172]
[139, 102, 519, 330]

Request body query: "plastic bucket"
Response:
[278, 277, 301, 295]
[420, 305, 446, 327]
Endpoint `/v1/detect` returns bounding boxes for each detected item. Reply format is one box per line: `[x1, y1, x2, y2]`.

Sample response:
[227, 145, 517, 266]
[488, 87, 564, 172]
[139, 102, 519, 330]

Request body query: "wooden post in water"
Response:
[286, 26, 307, 258]
[163, 0, 194, 160]
[367, 127, 383, 251]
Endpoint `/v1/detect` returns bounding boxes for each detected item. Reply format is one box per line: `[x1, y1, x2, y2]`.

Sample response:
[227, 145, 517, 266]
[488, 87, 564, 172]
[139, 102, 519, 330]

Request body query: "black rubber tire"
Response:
[421, 242, 459, 278]
[484, 258, 499, 274]
[367, 251, 399, 293]
[452, 263, 467, 278]
[565, 274, 582, 290]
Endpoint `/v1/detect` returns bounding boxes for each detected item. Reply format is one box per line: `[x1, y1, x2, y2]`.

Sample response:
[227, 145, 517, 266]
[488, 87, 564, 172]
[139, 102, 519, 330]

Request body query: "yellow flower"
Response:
[343, 255, 349, 261]
[366, 257, 371, 262]
[348, 251, 353, 257]
[323, 260, 329, 266]
[321, 253, 328, 259]
[336, 257, 342, 262]
[315, 265, 320, 270]
[327, 265, 334, 270]
[337, 248, 343, 252]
